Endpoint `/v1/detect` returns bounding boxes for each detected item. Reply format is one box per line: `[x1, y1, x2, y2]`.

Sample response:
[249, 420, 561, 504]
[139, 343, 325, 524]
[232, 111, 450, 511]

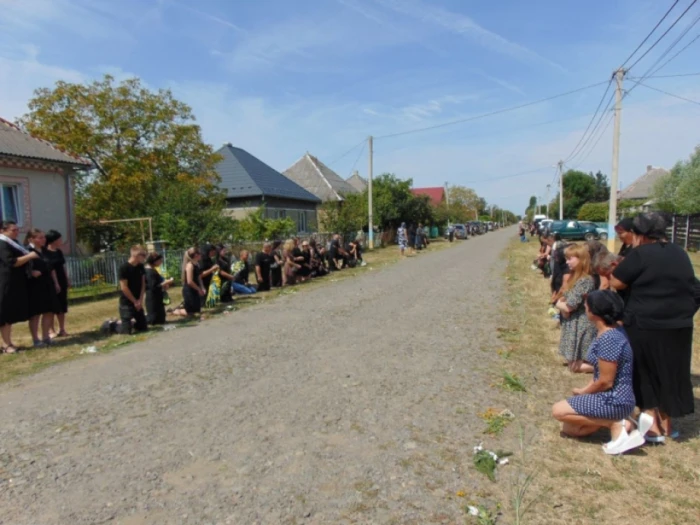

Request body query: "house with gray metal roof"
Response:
[0, 117, 91, 253]
[283, 153, 358, 202]
[214, 144, 321, 233]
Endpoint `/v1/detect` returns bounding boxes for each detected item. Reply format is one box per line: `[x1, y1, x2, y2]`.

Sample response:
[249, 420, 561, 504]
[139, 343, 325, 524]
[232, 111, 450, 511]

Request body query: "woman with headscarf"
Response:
[610, 213, 696, 442]
[552, 290, 652, 455]
[25, 228, 60, 347]
[0, 221, 38, 353]
[615, 218, 635, 258]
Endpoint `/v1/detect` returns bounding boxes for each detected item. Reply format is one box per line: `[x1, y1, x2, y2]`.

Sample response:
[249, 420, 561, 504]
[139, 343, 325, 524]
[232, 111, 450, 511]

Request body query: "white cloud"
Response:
[372, 0, 565, 72]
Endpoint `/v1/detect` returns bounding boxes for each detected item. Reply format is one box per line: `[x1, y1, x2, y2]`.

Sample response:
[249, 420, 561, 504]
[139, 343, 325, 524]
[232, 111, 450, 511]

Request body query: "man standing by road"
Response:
[255, 243, 273, 292]
[117, 245, 147, 334]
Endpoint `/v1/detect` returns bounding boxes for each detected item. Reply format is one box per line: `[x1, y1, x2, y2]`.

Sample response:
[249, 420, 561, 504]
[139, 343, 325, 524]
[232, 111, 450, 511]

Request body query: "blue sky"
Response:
[2, 0, 700, 213]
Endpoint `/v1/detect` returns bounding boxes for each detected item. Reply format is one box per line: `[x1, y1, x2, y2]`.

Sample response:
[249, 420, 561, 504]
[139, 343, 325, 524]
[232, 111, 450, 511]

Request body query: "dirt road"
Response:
[0, 231, 516, 525]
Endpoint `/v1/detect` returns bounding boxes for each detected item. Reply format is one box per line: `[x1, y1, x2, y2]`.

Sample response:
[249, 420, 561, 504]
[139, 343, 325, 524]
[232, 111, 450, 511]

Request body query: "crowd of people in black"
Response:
[526, 213, 698, 455]
[104, 234, 367, 335]
[0, 221, 71, 354]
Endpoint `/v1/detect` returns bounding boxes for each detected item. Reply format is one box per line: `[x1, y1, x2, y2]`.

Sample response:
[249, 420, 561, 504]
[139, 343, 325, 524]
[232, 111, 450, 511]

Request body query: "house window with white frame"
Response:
[298, 211, 307, 233]
[0, 184, 23, 225]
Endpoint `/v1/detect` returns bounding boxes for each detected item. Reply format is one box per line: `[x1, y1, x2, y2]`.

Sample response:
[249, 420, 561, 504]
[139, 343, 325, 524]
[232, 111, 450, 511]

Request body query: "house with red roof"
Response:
[411, 187, 445, 208]
[0, 117, 91, 254]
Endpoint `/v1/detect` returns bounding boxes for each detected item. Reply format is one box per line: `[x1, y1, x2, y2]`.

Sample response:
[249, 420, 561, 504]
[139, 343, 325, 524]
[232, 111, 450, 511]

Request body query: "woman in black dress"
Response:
[173, 247, 205, 319]
[145, 252, 173, 325]
[25, 228, 60, 347]
[611, 213, 697, 442]
[45, 230, 71, 338]
[198, 244, 219, 307]
[0, 221, 38, 353]
[615, 218, 634, 258]
[215, 244, 235, 304]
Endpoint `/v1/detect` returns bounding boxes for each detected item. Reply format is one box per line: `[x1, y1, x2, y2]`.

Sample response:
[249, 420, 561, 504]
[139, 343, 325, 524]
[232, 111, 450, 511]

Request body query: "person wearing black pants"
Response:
[117, 246, 147, 334]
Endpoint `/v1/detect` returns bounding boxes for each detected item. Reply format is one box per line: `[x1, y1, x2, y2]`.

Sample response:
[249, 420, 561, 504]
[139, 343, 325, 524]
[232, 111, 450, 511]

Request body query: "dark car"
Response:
[549, 220, 600, 241]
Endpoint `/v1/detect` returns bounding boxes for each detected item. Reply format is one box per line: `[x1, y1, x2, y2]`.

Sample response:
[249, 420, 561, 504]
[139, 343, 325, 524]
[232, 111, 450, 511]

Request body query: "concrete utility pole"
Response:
[546, 184, 551, 218]
[558, 160, 564, 220]
[368, 135, 374, 249]
[607, 68, 625, 251]
[445, 181, 450, 227]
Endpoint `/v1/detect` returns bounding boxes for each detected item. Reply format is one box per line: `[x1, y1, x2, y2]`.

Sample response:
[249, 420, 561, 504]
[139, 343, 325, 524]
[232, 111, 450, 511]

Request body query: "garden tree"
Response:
[19, 74, 232, 250]
[372, 173, 415, 228]
[548, 170, 597, 219]
[592, 170, 611, 201]
[653, 146, 700, 214]
[320, 192, 367, 234]
[404, 194, 435, 226]
[577, 202, 608, 222]
[446, 185, 482, 221]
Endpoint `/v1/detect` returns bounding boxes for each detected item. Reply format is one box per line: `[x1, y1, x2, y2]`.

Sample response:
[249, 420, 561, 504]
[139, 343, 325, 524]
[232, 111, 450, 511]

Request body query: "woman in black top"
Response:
[45, 230, 71, 338]
[615, 218, 634, 258]
[145, 252, 173, 325]
[198, 244, 219, 306]
[173, 247, 205, 319]
[216, 244, 235, 304]
[611, 213, 696, 441]
[0, 221, 38, 353]
[25, 228, 60, 347]
[270, 240, 284, 288]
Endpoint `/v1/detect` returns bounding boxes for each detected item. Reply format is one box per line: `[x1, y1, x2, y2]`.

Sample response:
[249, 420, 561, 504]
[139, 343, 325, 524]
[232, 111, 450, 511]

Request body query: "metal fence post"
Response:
[685, 215, 690, 251]
[671, 215, 677, 244]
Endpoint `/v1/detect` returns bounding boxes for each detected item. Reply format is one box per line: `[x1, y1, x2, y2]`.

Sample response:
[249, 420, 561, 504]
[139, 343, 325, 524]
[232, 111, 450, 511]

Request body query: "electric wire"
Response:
[566, 91, 615, 167]
[632, 81, 700, 105]
[569, 111, 616, 171]
[648, 33, 700, 76]
[347, 142, 366, 178]
[619, 0, 681, 68]
[325, 138, 367, 167]
[373, 81, 609, 140]
[626, 0, 698, 72]
[562, 80, 613, 163]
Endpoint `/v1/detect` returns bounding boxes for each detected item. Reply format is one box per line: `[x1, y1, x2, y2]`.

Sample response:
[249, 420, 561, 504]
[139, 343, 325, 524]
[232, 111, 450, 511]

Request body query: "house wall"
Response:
[0, 165, 73, 253]
[226, 196, 318, 233]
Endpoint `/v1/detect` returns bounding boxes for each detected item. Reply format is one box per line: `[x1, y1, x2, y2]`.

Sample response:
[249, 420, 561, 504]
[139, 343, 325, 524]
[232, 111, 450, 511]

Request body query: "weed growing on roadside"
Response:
[473, 446, 513, 482]
[465, 503, 500, 524]
[511, 469, 538, 525]
[479, 408, 515, 436]
[501, 372, 527, 392]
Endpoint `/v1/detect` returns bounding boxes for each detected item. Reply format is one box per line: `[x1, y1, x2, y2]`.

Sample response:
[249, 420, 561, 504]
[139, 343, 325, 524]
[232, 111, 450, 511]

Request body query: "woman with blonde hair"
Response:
[283, 239, 301, 286]
[555, 243, 597, 373]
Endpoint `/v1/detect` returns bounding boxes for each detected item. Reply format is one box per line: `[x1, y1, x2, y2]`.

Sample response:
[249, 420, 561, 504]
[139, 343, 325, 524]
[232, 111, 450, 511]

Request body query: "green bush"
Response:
[577, 202, 608, 221]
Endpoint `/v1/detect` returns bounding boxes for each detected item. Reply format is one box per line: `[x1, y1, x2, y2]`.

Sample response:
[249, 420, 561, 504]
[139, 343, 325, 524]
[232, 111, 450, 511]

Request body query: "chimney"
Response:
[647, 165, 652, 172]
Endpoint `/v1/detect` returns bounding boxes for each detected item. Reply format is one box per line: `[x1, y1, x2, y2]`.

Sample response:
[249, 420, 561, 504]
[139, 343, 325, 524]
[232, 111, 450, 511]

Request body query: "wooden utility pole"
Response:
[558, 160, 564, 220]
[607, 68, 625, 251]
[368, 136, 374, 249]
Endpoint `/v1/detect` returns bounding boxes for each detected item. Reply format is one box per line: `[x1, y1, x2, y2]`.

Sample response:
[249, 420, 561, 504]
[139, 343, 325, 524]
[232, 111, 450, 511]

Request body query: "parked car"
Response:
[453, 224, 468, 239]
[538, 219, 553, 233]
[549, 220, 600, 241]
[579, 221, 608, 240]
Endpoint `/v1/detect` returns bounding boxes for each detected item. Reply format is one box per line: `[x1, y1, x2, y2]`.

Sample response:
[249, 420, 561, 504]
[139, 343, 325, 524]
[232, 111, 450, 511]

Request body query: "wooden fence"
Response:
[666, 214, 700, 251]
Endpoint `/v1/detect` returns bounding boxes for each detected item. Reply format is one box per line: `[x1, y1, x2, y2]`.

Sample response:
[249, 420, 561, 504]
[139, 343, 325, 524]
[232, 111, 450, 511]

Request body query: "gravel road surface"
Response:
[1, 230, 515, 525]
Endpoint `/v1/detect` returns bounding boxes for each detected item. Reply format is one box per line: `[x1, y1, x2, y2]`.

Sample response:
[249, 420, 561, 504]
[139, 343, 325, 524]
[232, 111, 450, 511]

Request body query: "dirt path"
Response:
[0, 232, 516, 525]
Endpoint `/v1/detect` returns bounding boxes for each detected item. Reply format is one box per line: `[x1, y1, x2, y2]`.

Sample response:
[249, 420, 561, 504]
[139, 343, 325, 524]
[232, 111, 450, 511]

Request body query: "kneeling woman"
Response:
[552, 290, 653, 455]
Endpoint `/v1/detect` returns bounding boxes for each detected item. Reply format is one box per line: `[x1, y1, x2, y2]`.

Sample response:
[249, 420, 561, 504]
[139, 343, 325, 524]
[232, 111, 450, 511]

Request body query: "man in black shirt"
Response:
[233, 250, 257, 294]
[117, 245, 147, 334]
[328, 234, 348, 271]
[255, 242, 273, 291]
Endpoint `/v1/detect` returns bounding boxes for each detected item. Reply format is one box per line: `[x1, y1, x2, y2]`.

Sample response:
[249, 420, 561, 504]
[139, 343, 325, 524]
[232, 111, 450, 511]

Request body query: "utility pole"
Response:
[445, 181, 450, 227]
[558, 160, 564, 220]
[546, 184, 551, 218]
[607, 68, 625, 251]
[368, 135, 374, 249]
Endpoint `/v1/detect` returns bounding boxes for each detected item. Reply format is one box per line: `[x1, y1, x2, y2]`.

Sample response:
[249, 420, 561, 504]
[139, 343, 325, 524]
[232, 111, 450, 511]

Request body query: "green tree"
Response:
[577, 202, 608, 222]
[372, 173, 414, 228]
[235, 207, 295, 241]
[19, 74, 232, 250]
[320, 192, 367, 234]
[548, 170, 597, 219]
[592, 170, 610, 201]
[654, 146, 700, 214]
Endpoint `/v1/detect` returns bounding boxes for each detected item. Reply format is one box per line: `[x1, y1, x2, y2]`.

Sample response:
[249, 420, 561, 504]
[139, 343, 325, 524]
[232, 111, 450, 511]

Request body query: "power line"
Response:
[563, 80, 613, 163]
[627, 0, 698, 72]
[648, 32, 700, 77]
[569, 111, 616, 171]
[462, 166, 552, 184]
[326, 138, 366, 166]
[635, 71, 700, 78]
[566, 91, 615, 166]
[347, 142, 366, 178]
[619, 0, 681, 68]
[633, 80, 700, 105]
[373, 81, 609, 140]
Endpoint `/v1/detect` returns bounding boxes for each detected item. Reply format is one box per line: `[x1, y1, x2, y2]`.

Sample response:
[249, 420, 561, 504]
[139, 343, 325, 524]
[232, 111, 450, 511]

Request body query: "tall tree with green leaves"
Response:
[654, 146, 700, 215]
[548, 170, 597, 219]
[19, 74, 233, 250]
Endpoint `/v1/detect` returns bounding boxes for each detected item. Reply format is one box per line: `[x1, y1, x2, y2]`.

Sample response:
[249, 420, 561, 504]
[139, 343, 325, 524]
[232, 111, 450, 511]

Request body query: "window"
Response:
[298, 211, 307, 233]
[0, 184, 22, 225]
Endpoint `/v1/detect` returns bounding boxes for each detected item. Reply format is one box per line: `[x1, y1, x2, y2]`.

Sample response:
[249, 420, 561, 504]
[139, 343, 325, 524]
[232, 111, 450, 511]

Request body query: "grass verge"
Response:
[0, 239, 454, 384]
[498, 236, 700, 524]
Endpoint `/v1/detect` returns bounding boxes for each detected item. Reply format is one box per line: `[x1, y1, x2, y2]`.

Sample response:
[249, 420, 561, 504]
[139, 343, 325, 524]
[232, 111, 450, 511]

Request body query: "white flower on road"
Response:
[467, 506, 479, 516]
[499, 458, 509, 466]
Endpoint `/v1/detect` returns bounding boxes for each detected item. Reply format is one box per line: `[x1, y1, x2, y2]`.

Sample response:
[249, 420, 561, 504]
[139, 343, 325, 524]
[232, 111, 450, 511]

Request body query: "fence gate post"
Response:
[685, 215, 690, 251]
[671, 215, 677, 244]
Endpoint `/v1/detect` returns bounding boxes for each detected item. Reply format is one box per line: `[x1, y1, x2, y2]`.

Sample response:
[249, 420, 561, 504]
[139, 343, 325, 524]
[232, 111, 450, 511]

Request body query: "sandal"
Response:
[1, 345, 17, 354]
[57, 331, 69, 337]
[603, 420, 645, 455]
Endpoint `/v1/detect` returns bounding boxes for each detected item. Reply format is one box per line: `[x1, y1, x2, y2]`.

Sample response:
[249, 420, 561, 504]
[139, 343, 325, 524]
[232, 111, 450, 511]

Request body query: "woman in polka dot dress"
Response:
[552, 290, 653, 455]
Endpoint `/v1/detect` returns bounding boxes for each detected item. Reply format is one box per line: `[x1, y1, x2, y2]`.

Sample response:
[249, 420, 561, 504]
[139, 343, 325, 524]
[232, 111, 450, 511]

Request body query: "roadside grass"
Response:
[499, 237, 700, 524]
[0, 239, 453, 384]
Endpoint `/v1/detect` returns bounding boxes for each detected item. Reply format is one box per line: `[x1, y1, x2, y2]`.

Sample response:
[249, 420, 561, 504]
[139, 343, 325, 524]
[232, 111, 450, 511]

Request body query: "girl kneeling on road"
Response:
[552, 290, 653, 455]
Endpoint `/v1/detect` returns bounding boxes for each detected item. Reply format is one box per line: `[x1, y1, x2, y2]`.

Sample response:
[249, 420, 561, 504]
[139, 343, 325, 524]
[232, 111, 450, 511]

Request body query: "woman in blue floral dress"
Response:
[553, 290, 653, 455]
[397, 222, 408, 256]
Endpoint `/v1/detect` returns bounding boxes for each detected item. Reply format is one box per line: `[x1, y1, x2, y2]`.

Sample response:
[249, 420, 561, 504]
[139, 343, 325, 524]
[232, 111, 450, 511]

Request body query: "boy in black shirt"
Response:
[117, 245, 147, 334]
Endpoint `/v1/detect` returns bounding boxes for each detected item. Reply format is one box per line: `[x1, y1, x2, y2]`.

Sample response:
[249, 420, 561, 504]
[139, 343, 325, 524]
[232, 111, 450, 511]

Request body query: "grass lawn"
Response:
[0, 239, 453, 384]
[499, 237, 700, 524]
